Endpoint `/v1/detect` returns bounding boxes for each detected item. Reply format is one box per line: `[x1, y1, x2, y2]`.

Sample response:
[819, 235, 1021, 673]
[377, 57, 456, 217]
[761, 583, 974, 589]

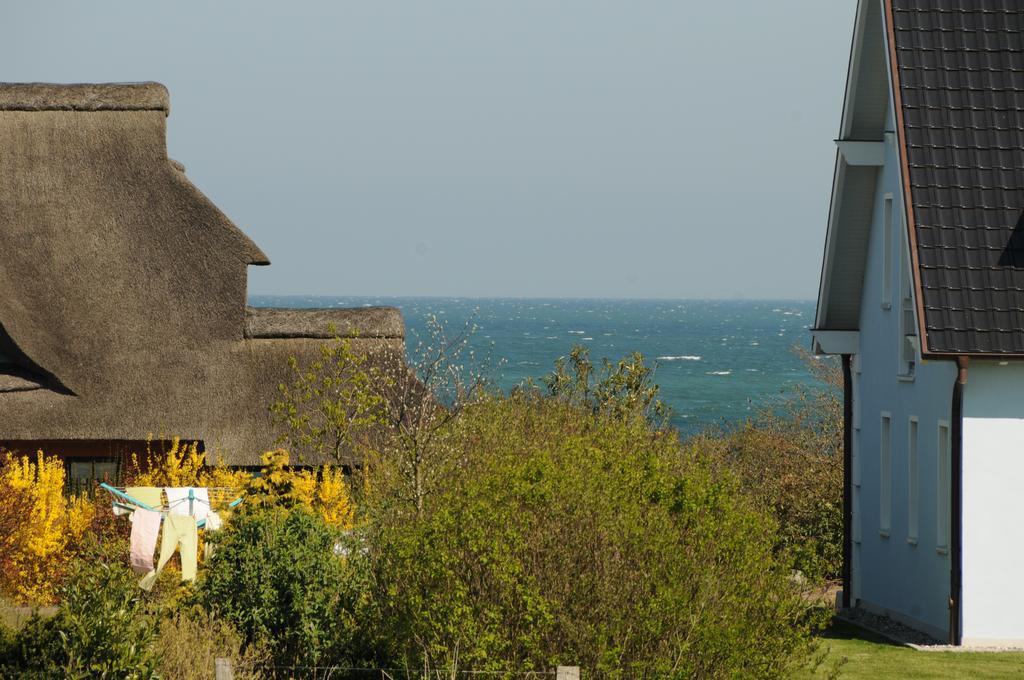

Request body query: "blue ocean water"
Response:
[250, 297, 817, 437]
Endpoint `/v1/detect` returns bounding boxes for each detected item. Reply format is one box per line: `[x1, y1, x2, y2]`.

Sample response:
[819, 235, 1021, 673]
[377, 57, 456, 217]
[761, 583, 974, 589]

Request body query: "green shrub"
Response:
[154, 608, 265, 680]
[364, 392, 823, 678]
[0, 559, 157, 679]
[690, 351, 843, 582]
[199, 505, 364, 669]
[0, 620, 14, 664]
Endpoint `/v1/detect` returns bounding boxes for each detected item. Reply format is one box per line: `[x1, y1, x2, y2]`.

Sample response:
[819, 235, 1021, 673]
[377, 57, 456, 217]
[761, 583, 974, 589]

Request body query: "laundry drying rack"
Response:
[99, 482, 244, 527]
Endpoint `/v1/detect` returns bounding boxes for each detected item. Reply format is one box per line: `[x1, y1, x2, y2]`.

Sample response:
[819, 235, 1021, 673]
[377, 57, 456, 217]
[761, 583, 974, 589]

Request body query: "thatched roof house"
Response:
[0, 82, 405, 470]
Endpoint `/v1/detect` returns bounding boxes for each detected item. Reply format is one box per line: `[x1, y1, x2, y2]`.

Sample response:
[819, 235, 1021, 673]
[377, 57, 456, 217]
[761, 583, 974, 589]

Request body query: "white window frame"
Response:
[880, 412, 892, 537]
[897, 205, 917, 380]
[907, 416, 919, 545]
[937, 421, 950, 553]
[882, 194, 894, 310]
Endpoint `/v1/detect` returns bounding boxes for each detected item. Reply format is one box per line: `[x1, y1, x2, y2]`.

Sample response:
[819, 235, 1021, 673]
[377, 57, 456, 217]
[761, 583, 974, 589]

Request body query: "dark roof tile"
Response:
[896, 0, 1024, 357]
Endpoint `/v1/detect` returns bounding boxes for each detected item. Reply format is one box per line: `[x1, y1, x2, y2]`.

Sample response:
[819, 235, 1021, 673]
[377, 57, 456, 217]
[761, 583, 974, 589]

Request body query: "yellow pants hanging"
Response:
[139, 514, 197, 590]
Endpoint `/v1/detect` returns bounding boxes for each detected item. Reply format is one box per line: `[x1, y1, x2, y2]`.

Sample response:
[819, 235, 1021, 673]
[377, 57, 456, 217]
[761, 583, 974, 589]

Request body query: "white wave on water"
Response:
[568, 330, 586, 335]
[657, 355, 702, 361]
[706, 370, 732, 376]
[582, 337, 593, 341]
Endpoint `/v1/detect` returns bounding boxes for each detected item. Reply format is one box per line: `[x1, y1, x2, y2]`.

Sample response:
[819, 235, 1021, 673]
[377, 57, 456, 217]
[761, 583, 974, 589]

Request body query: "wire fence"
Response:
[222, 660, 574, 680]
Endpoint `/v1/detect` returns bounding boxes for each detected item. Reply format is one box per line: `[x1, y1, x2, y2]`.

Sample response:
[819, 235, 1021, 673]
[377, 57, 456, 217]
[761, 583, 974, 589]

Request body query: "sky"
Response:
[6, 1, 856, 300]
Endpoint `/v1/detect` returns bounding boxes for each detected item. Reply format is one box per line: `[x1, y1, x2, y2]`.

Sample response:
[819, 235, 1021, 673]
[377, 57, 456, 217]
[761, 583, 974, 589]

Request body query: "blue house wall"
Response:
[850, 104, 955, 639]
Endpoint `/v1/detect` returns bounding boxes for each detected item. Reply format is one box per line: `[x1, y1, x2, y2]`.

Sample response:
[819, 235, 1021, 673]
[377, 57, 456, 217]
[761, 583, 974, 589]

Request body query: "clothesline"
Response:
[100, 482, 246, 590]
[98, 483, 244, 529]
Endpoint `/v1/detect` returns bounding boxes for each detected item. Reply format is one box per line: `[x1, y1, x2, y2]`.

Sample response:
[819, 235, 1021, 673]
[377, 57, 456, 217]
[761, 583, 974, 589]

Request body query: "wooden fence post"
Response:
[556, 666, 580, 680]
[214, 657, 234, 680]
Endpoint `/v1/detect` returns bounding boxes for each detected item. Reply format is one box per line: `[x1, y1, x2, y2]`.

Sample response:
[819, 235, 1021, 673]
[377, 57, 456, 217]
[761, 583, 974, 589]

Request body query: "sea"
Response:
[250, 297, 819, 438]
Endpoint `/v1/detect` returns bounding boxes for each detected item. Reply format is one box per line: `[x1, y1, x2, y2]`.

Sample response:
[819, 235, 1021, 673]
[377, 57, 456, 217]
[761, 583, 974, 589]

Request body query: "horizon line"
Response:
[248, 293, 816, 303]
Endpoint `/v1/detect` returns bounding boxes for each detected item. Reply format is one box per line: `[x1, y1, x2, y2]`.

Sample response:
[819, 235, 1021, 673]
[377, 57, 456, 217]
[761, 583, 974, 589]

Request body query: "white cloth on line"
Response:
[205, 511, 222, 531]
[164, 487, 210, 521]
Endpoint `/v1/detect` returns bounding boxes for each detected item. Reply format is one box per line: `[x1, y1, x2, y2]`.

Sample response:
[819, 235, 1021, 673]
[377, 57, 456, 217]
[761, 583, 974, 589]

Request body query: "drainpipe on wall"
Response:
[949, 355, 968, 646]
[841, 354, 853, 610]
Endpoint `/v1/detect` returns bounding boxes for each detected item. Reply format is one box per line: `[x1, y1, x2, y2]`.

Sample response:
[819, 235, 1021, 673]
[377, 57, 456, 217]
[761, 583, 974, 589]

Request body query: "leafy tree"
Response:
[690, 349, 843, 581]
[542, 345, 671, 425]
[364, 379, 823, 677]
[269, 333, 386, 466]
[273, 314, 491, 516]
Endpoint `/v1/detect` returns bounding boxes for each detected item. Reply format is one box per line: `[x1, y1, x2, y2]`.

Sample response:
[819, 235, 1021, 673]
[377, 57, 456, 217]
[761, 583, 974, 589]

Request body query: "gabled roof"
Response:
[888, 1, 1024, 355]
[0, 83, 409, 464]
[0, 82, 270, 396]
[817, 1, 1024, 357]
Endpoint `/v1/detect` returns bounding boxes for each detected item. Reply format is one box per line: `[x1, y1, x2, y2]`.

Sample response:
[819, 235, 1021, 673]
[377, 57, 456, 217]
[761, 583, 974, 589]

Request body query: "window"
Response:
[898, 208, 917, 378]
[882, 194, 894, 309]
[67, 459, 120, 496]
[937, 421, 950, 553]
[880, 413, 892, 536]
[907, 417, 919, 544]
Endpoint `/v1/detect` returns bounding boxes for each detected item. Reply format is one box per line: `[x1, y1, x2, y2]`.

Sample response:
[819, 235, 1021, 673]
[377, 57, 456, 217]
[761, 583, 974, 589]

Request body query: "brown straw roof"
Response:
[0, 82, 406, 465]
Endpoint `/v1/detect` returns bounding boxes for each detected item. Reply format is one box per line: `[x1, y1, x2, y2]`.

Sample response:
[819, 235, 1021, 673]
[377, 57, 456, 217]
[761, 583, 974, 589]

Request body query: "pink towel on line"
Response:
[130, 508, 162, 574]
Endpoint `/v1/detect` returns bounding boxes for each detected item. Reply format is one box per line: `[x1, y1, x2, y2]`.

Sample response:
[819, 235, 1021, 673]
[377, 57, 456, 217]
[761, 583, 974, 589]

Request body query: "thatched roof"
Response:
[0, 82, 406, 465]
[245, 307, 404, 339]
[0, 82, 170, 112]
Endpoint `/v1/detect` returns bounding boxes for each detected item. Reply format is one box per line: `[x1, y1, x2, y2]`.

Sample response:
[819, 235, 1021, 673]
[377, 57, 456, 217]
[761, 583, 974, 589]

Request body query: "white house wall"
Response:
[853, 104, 955, 639]
[961, 362, 1024, 644]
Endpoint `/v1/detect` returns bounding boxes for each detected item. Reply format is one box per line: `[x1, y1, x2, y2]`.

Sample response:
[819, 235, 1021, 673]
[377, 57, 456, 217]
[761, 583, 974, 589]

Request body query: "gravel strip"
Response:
[838, 608, 1024, 652]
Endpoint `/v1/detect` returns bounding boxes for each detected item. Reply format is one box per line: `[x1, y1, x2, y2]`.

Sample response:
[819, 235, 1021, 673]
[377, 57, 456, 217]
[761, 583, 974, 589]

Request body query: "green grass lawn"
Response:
[797, 620, 1024, 679]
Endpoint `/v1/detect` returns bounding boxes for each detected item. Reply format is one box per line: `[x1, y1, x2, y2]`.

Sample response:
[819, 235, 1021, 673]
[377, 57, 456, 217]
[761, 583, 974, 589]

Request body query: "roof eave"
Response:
[882, 0, 932, 356]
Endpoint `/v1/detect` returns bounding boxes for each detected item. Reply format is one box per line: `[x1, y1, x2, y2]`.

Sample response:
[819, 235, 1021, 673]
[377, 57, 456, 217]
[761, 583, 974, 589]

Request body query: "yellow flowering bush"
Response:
[315, 465, 355, 529]
[127, 436, 252, 493]
[0, 440, 354, 605]
[0, 451, 96, 605]
[248, 449, 355, 529]
[129, 441, 354, 528]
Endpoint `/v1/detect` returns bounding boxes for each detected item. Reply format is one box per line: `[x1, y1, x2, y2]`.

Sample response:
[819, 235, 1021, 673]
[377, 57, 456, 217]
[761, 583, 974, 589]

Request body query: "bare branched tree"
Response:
[271, 313, 496, 517]
[364, 312, 494, 515]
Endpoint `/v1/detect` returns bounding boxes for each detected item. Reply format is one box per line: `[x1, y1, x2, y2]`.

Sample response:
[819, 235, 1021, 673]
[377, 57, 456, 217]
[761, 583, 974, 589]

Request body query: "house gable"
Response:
[816, 0, 891, 333]
[0, 83, 269, 396]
